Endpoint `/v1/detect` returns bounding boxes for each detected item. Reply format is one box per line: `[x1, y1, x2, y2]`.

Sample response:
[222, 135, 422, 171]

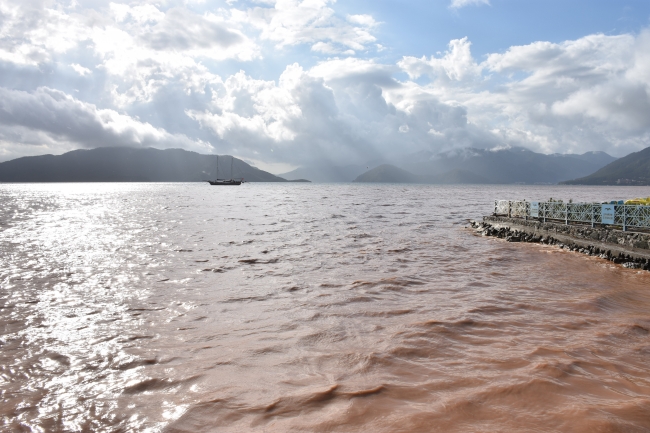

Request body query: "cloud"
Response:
[470, 32, 650, 154]
[310, 41, 339, 54]
[70, 63, 91, 76]
[449, 0, 490, 9]
[187, 67, 303, 143]
[139, 8, 245, 51]
[310, 57, 397, 85]
[390, 29, 650, 156]
[185, 61, 495, 166]
[0, 0, 649, 169]
[0, 3, 91, 65]
[484, 34, 635, 76]
[110, 3, 165, 24]
[0, 1, 258, 106]
[346, 14, 377, 27]
[107, 4, 255, 57]
[243, 0, 377, 53]
[398, 37, 481, 82]
[0, 87, 210, 161]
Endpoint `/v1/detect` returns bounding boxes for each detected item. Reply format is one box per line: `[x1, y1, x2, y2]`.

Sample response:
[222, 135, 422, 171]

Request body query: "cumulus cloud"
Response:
[0, 87, 210, 160]
[0, 0, 649, 168]
[311, 41, 340, 54]
[0, 3, 91, 65]
[398, 37, 481, 83]
[70, 63, 91, 76]
[0, 1, 258, 106]
[469, 31, 650, 153]
[187, 66, 303, 143]
[185, 60, 495, 166]
[347, 14, 377, 27]
[391, 30, 650, 156]
[309, 57, 397, 85]
[91, 4, 259, 104]
[110, 3, 165, 24]
[449, 0, 490, 9]
[243, 0, 377, 54]
[139, 8, 245, 51]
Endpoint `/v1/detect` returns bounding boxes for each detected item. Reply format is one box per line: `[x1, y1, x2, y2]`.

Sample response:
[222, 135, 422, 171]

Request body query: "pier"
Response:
[493, 199, 650, 231]
[472, 199, 650, 271]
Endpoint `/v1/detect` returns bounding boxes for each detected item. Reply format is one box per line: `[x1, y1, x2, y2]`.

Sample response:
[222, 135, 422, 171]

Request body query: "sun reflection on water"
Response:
[0, 183, 171, 431]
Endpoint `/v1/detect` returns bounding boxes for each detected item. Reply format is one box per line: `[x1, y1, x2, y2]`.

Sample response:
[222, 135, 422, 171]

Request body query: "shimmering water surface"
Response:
[2, 183, 650, 432]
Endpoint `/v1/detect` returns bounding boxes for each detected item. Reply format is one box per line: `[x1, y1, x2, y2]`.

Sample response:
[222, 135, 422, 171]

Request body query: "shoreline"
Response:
[471, 216, 650, 271]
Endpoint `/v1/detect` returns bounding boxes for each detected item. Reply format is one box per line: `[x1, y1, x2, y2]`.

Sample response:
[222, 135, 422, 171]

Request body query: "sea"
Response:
[1, 183, 650, 433]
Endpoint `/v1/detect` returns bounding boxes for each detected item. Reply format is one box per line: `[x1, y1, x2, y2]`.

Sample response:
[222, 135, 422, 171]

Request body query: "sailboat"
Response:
[207, 155, 243, 186]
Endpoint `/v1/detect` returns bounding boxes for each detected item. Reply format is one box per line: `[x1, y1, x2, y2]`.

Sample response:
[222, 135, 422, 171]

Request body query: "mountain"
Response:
[353, 147, 616, 184]
[279, 162, 375, 182]
[561, 146, 650, 185]
[402, 147, 617, 184]
[353, 165, 493, 184]
[432, 168, 492, 184]
[564, 150, 617, 167]
[283, 147, 616, 184]
[0, 147, 309, 183]
[353, 164, 419, 183]
[5, 145, 617, 184]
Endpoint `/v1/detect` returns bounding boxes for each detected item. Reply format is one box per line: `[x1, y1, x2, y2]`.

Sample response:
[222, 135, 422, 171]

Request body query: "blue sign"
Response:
[601, 205, 615, 225]
[530, 202, 539, 217]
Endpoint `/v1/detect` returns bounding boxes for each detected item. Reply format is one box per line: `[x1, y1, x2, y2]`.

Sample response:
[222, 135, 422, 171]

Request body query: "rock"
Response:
[476, 218, 650, 273]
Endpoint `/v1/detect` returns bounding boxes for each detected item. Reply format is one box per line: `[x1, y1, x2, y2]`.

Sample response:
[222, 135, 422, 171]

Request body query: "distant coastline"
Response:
[2, 144, 648, 185]
[0, 147, 311, 183]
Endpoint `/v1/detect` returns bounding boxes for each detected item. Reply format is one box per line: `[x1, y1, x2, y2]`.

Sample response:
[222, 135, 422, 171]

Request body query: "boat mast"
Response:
[231, 156, 233, 180]
[216, 155, 219, 180]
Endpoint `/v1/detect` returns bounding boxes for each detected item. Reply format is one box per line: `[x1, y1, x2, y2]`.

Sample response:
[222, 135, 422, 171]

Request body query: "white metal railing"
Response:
[494, 200, 650, 231]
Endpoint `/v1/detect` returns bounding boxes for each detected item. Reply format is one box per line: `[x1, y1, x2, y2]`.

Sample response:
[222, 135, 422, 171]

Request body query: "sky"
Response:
[1, 0, 649, 173]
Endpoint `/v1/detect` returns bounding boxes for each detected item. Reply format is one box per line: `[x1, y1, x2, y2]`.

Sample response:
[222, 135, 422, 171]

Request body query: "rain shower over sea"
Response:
[2, 183, 650, 432]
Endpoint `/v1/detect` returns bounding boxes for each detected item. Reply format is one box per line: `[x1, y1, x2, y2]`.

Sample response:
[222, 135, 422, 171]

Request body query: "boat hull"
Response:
[206, 180, 242, 186]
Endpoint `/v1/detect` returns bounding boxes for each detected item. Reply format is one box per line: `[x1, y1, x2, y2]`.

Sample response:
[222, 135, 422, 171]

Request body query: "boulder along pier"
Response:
[471, 199, 650, 271]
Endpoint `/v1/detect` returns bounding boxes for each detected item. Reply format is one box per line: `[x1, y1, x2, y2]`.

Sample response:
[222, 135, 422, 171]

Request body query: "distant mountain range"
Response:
[354, 165, 491, 184]
[562, 146, 650, 185]
[0, 145, 635, 185]
[279, 163, 374, 183]
[350, 147, 617, 184]
[0, 147, 309, 183]
[395, 147, 616, 184]
[354, 165, 419, 183]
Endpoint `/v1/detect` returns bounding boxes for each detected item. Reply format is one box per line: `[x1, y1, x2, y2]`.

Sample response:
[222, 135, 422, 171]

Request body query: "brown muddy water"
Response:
[1, 183, 650, 433]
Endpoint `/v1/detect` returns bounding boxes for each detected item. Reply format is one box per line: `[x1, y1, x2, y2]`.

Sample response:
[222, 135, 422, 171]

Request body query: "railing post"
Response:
[591, 204, 594, 228]
[525, 202, 528, 221]
[623, 205, 627, 232]
[543, 202, 546, 223]
[508, 201, 511, 218]
[494, 200, 497, 215]
[565, 203, 568, 225]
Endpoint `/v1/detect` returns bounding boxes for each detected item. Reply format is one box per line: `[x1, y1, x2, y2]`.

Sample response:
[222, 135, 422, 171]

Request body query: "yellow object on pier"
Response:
[624, 197, 650, 205]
